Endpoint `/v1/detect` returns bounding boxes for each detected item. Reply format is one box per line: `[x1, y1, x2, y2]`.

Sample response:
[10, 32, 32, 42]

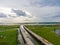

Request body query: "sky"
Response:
[0, 0, 60, 23]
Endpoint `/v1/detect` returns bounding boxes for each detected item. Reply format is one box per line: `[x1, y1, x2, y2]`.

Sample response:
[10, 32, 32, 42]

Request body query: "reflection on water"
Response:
[55, 29, 60, 35]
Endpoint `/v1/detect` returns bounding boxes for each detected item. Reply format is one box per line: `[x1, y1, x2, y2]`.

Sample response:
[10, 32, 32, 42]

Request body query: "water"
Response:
[24, 24, 58, 25]
[55, 29, 60, 35]
[18, 29, 25, 45]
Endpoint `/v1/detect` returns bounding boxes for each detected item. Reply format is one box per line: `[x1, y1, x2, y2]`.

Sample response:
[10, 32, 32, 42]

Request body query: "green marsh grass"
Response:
[0, 25, 18, 45]
[26, 25, 60, 45]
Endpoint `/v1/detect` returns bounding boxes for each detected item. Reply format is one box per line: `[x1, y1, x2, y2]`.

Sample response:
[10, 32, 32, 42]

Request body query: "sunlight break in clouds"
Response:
[0, 7, 36, 23]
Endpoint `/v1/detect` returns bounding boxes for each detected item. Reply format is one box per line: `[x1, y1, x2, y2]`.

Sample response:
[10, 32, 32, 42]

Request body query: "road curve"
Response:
[19, 25, 53, 45]
[20, 25, 40, 45]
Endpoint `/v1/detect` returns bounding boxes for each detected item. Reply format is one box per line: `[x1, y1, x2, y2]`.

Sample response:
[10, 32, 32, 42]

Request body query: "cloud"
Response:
[0, 0, 30, 9]
[43, 11, 60, 22]
[51, 12, 60, 18]
[0, 13, 6, 18]
[0, 7, 37, 23]
[29, 0, 60, 7]
[25, 6, 60, 22]
[12, 9, 26, 16]
[11, 9, 33, 18]
[0, 0, 60, 23]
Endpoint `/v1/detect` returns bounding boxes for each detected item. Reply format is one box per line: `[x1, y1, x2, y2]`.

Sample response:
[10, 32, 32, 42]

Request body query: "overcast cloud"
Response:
[0, 0, 60, 23]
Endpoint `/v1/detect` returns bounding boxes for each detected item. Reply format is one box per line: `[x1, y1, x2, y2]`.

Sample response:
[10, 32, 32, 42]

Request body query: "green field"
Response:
[26, 25, 60, 45]
[0, 25, 18, 45]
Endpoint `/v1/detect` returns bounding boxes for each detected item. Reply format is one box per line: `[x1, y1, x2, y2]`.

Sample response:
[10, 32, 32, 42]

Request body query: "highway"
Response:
[18, 25, 53, 45]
